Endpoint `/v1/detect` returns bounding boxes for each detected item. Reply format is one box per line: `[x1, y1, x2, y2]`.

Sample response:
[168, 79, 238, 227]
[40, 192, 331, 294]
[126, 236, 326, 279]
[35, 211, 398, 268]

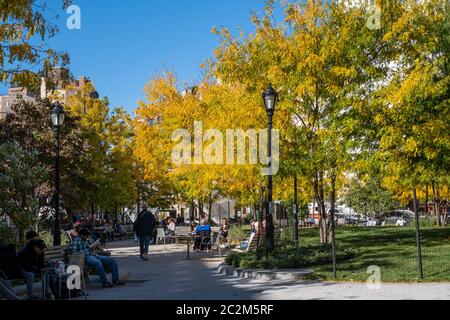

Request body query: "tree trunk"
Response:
[437, 185, 444, 227]
[329, 175, 337, 278]
[315, 173, 327, 245]
[319, 174, 328, 245]
[413, 187, 424, 279]
[91, 202, 95, 232]
[432, 183, 440, 226]
[208, 195, 212, 219]
[199, 202, 204, 219]
[314, 177, 323, 244]
[425, 185, 429, 216]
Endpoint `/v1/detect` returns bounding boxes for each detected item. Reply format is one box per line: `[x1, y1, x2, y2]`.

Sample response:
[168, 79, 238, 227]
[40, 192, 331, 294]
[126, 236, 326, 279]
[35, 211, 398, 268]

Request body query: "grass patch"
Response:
[225, 241, 357, 270]
[226, 226, 450, 283]
[296, 226, 450, 282]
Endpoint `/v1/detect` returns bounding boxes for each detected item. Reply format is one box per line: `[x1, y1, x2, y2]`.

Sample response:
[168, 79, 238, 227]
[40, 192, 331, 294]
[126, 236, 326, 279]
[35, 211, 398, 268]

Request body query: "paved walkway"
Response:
[79, 240, 450, 300]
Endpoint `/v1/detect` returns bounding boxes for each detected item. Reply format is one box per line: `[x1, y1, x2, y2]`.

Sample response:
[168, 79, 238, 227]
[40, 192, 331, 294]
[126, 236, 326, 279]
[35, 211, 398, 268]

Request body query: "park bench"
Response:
[120, 224, 135, 239]
[44, 246, 67, 264]
[233, 226, 282, 253]
[0, 244, 68, 300]
[232, 233, 267, 253]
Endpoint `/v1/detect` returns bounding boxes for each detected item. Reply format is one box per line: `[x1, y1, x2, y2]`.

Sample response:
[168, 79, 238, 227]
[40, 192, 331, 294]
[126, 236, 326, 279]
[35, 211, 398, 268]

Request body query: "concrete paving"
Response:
[77, 240, 450, 300]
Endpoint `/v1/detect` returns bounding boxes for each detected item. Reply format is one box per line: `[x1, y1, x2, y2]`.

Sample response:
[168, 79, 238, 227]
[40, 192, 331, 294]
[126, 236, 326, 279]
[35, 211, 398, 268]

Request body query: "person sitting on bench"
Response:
[17, 239, 51, 300]
[24, 230, 39, 245]
[70, 228, 125, 288]
[113, 220, 126, 240]
[193, 219, 211, 252]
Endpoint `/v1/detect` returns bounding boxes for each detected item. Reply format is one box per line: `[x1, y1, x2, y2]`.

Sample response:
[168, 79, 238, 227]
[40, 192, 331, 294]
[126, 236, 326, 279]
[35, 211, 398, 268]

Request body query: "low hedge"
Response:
[225, 241, 357, 270]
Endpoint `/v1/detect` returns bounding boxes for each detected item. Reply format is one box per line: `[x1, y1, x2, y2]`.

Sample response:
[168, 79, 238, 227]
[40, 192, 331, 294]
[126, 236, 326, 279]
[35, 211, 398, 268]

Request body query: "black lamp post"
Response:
[262, 85, 278, 252]
[293, 175, 299, 246]
[50, 101, 65, 246]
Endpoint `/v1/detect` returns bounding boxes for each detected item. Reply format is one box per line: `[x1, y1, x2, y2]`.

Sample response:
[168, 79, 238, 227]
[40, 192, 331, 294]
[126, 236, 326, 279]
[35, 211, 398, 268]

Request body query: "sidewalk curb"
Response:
[217, 263, 314, 281]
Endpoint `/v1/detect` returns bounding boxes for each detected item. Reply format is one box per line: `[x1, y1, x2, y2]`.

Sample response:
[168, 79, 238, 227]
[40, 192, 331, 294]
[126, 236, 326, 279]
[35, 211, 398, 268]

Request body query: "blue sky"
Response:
[42, 0, 278, 115]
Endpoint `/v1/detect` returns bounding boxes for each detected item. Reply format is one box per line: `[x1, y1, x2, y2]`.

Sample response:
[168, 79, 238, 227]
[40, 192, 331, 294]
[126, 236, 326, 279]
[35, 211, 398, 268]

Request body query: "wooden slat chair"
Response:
[44, 246, 67, 264]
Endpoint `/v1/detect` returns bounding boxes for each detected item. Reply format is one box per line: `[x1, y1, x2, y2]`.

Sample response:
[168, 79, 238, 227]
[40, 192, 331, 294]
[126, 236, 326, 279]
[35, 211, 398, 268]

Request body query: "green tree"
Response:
[0, 99, 89, 220]
[345, 176, 396, 222]
[0, 141, 46, 241]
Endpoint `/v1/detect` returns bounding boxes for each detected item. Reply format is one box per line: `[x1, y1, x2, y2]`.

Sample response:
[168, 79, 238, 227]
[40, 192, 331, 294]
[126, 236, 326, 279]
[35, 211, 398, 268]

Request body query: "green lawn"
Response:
[283, 226, 450, 283]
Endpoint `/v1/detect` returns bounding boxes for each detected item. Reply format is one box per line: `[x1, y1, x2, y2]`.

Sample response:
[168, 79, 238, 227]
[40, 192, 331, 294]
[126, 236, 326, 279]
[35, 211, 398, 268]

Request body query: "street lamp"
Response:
[262, 85, 278, 252]
[50, 101, 65, 246]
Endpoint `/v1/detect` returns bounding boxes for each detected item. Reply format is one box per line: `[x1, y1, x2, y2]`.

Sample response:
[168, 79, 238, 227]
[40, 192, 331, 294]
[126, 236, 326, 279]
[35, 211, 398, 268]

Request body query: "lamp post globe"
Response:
[50, 101, 65, 246]
[51, 101, 65, 127]
[262, 85, 278, 114]
[262, 85, 277, 254]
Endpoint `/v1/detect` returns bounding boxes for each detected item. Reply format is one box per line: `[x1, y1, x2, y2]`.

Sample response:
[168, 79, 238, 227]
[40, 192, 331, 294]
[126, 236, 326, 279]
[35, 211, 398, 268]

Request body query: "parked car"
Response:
[329, 209, 362, 225]
[357, 217, 378, 227]
[382, 210, 415, 226]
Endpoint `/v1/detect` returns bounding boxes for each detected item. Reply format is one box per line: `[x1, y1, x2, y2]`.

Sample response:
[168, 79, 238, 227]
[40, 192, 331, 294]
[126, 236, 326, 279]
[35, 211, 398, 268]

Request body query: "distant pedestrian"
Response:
[133, 202, 156, 261]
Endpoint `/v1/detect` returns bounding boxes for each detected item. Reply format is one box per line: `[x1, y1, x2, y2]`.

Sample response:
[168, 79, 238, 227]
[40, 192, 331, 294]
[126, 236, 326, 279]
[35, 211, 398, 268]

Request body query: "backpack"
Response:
[48, 272, 82, 300]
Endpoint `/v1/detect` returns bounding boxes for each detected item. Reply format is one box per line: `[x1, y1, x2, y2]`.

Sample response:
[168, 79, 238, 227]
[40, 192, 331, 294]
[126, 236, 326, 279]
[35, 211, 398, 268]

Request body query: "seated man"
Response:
[69, 222, 82, 241]
[70, 228, 125, 288]
[17, 239, 51, 300]
[24, 230, 40, 244]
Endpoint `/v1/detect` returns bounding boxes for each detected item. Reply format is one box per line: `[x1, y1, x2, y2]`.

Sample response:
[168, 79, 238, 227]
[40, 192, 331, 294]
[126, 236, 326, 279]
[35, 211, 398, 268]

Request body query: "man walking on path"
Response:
[133, 202, 156, 261]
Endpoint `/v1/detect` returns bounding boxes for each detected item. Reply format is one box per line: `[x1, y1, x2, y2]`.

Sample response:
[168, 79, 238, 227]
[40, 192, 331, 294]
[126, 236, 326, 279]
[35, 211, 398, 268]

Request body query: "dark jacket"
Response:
[134, 209, 156, 236]
[17, 243, 45, 273]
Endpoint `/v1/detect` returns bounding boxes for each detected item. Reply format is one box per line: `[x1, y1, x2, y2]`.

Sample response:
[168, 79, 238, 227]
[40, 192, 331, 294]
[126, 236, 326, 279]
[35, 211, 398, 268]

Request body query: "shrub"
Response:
[39, 231, 70, 247]
[225, 241, 357, 270]
[228, 225, 249, 245]
[0, 221, 16, 246]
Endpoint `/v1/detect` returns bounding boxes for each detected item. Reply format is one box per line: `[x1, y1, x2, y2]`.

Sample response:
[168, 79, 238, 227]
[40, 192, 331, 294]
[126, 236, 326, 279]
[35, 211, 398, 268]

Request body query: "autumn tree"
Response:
[373, 0, 450, 226]
[0, 0, 71, 88]
[212, 0, 392, 245]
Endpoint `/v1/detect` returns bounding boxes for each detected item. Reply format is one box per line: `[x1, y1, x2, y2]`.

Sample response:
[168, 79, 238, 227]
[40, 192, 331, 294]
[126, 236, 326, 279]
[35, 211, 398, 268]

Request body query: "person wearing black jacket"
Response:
[133, 203, 156, 261]
[17, 239, 50, 300]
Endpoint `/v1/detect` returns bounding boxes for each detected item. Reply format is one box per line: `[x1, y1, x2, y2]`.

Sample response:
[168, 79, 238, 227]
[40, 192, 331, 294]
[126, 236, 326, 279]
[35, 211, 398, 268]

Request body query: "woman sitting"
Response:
[167, 218, 176, 236]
